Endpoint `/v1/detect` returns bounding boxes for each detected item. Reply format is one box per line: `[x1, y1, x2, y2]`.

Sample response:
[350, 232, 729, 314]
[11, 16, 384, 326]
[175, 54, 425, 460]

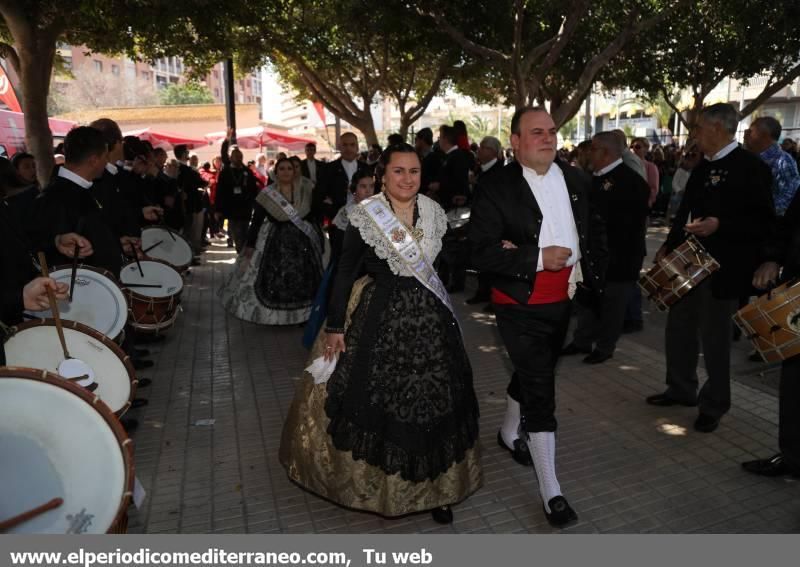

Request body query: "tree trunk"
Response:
[18, 39, 57, 185]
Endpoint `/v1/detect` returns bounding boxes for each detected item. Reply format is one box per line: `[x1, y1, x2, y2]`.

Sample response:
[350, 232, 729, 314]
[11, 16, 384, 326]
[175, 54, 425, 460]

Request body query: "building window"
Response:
[111, 64, 120, 76]
[214, 88, 220, 99]
[213, 70, 219, 79]
[62, 56, 72, 70]
[94, 60, 103, 72]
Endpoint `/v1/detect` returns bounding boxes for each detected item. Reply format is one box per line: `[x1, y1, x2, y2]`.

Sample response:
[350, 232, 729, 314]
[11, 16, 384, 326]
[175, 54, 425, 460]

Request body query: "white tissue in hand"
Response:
[306, 355, 338, 384]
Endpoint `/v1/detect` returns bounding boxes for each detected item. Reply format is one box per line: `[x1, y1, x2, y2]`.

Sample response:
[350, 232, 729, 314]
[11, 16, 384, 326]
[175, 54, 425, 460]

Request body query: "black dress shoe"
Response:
[465, 294, 489, 305]
[121, 417, 139, 433]
[741, 454, 799, 477]
[137, 378, 152, 388]
[543, 496, 578, 528]
[133, 359, 154, 370]
[431, 506, 453, 524]
[694, 413, 720, 433]
[561, 343, 591, 356]
[583, 350, 612, 364]
[131, 398, 149, 409]
[645, 392, 697, 407]
[748, 351, 764, 363]
[497, 431, 533, 466]
[133, 348, 150, 358]
[136, 334, 166, 344]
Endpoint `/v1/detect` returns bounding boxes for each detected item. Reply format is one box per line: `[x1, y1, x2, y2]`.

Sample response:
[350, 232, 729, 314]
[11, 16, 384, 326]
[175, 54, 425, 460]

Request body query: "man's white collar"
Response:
[593, 158, 623, 177]
[58, 166, 93, 189]
[708, 140, 738, 161]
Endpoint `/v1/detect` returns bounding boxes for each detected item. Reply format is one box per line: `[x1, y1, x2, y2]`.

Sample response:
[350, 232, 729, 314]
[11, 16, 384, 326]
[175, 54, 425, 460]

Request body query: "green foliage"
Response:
[158, 81, 214, 105]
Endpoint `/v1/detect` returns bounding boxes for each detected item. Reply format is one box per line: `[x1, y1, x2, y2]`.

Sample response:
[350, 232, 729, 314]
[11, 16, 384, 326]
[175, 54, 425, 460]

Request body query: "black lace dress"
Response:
[279, 199, 482, 516]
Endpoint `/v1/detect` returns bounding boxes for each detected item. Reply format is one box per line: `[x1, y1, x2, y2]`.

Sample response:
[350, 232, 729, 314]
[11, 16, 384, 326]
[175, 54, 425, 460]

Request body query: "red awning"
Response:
[205, 126, 315, 151]
[0, 109, 76, 156]
[123, 128, 208, 151]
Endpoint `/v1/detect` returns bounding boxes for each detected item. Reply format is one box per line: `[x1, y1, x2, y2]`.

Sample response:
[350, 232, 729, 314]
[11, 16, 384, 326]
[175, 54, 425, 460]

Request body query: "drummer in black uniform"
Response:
[646, 103, 774, 433]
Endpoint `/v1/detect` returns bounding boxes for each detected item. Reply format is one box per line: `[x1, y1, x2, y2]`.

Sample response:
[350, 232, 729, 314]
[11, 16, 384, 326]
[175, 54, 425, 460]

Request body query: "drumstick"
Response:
[142, 240, 163, 254]
[126, 242, 144, 277]
[37, 252, 71, 360]
[0, 498, 63, 532]
[69, 244, 79, 302]
[123, 283, 163, 288]
[166, 226, 176, 241]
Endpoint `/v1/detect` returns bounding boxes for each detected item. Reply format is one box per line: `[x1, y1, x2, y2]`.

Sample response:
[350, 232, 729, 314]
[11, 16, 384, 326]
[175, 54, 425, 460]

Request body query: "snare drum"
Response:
[25, 264, 128, 342]
[0, 367, 133, 533]
[733, 280, 800, 363]
[639, 236, 720, 311]
[120, 259, 183, 334]
[3, 319, 137, 416]
[141, 226, 193, 272]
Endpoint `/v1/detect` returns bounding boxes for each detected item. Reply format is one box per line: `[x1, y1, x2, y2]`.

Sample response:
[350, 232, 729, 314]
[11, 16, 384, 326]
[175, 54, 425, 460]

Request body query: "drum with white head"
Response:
[3, 319, 137, 416]
[25, 264, 128, 342]
[120, 259, 183, 334]
[0, 367, 133, 533]
[141, 226, 193, 272]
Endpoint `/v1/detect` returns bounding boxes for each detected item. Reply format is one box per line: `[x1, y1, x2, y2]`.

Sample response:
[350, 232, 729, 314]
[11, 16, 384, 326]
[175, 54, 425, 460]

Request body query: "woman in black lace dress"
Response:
[279, 145, 482, 523]
[218, 157, 327, 325]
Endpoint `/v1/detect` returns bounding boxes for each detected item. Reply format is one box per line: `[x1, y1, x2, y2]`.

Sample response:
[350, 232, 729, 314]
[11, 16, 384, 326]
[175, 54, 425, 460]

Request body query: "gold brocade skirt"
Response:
[279, 277, 483, 517]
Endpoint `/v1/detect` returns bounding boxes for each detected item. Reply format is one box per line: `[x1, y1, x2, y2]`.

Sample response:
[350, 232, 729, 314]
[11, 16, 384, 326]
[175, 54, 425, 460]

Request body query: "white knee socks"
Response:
[526, 431, 562, 512]
[501, 395, 521, 447]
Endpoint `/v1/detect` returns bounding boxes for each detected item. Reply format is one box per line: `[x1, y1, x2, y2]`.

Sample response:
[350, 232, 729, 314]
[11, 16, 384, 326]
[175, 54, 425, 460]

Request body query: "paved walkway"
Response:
[126, 236, 800, 534]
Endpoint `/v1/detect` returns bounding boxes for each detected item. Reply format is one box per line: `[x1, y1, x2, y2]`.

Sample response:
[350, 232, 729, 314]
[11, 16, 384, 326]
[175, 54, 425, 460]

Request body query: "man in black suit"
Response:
[300, 142, 324, 185]
[466, 135, 505, 305]
[174, 143, 207, 261]
[313, 132, 368, 222]
[562, 131, 650, 364]
[646, 103, 775, 433]
[415, 128, 442, 196]
[470, 107, 607, 528]
[742, 190, 800, 477]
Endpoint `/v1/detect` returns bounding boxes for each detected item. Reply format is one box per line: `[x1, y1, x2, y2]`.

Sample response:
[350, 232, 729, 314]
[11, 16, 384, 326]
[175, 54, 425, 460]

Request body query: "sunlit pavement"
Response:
[126, 233, 800, 534]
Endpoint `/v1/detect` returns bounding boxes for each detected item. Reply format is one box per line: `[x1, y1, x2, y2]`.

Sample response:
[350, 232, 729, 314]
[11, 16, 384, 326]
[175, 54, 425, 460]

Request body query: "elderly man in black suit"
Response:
[562, 131, 650, 364]
[470, 107, 607, 528]
[646, 103, 775, 433]
[313, 132, 368, 222]
[300, 142, 324, 185]
[466, 135, 506, 305]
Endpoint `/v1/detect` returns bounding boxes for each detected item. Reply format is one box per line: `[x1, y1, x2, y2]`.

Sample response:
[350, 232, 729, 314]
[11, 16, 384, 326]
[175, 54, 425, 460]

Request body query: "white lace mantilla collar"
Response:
[348, 192, 448, 277]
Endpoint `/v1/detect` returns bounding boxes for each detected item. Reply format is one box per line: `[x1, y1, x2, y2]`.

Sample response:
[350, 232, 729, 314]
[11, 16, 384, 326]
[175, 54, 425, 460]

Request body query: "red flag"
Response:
[0, 64, 21, 113]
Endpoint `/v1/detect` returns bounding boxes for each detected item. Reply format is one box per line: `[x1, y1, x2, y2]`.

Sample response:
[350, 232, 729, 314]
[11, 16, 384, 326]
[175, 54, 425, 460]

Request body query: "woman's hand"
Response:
[324, 332, 346, 362]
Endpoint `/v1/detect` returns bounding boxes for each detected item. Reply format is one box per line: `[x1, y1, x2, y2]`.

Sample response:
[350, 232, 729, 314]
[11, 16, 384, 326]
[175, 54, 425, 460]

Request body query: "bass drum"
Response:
[0, 367, 133, 533]
[3, 319, 137, 416]
[26, 264, 128, 342]
[141, 226, 194, 273]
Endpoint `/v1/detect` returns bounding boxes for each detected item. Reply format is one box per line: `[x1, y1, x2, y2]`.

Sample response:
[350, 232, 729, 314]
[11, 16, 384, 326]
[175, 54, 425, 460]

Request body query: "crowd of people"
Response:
[3, 101, 800, 531]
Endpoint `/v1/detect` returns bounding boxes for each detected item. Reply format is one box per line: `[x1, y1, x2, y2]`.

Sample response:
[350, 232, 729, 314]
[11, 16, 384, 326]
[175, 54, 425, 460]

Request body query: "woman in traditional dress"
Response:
[280, 144, 482, 524]
[218, 157, 327, 325]
[328, 171, 375, 261]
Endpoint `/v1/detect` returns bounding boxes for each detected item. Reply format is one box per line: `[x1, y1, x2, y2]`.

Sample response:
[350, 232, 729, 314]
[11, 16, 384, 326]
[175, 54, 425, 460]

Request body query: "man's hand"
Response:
[452, 195, 467, 207]
[685, 216, 720, 238]
[23, 277, 68, 311]
[501, 240, 517, 250]
[542, 246, 572, 271]
[164, 195, 176, 209]
[753, 261, 780, 290]
[55, 233, 93, 258]
[142, 206, 163, 222]
[120, 236, 142, 258]
[428, 181, 440, 192]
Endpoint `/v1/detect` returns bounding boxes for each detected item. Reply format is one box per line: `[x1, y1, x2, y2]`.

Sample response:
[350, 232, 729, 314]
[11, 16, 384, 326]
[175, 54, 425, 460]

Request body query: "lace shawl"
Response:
[255, 179, 312, 221]
[347, 193, 447, 277]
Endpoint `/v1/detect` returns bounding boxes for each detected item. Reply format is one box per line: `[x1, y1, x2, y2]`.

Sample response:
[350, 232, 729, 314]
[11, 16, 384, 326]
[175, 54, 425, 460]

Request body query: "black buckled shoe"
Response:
[742, 454, 800, 477]
[431, 506, 453, 524]
[544, 496, 578, 528]
[497, 431, 533, 466]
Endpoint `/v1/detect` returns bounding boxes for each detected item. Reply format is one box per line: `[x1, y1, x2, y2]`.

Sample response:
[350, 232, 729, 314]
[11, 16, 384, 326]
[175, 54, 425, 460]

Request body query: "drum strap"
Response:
[360, 196, 460, 331]
[261, 186, 323, 258]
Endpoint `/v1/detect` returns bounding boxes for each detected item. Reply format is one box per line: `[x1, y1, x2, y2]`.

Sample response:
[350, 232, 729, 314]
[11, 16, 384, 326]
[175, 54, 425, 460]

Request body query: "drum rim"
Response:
[120, 258, 185, 300]
[0, 366, 135, 533]
[47, 264, 130, 338]
[8, 318, 138, 416]
[141, 226, 193, 270]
